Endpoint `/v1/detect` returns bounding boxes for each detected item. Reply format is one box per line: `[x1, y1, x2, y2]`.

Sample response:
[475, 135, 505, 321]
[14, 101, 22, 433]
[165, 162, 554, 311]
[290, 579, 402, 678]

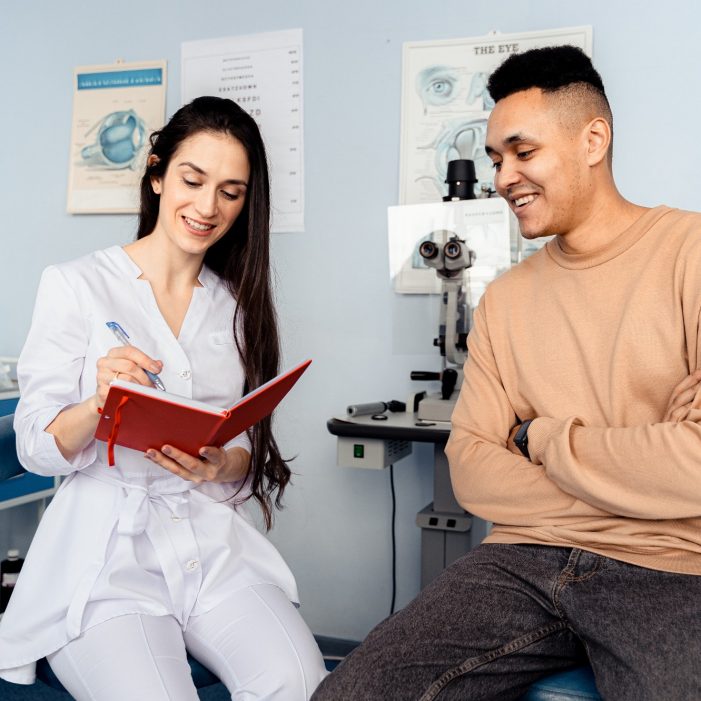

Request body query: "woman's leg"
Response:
[185, 583, 328, 700]
[47, 614, 198, 701]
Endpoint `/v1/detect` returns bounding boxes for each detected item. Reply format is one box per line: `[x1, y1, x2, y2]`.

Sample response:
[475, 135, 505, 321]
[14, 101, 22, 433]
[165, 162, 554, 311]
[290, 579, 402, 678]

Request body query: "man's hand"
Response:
[663, 370, 701, 422]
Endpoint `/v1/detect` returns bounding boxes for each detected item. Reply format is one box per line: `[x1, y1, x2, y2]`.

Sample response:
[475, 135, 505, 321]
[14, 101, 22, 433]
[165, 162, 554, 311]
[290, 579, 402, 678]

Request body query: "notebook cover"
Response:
[210, 359, 312, 446]
[94, 359, 312, 459]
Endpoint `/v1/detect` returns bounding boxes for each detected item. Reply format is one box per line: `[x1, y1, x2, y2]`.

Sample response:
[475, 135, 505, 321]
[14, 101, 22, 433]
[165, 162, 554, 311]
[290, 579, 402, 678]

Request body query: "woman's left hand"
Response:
[145, 444, 250, 483]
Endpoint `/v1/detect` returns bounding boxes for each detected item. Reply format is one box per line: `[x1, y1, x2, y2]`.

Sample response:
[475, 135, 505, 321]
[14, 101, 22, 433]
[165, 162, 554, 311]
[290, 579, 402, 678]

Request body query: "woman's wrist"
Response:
[46, 396, 101, 460]
[88, 393, 102, 415]
[221, 447, 250, 483]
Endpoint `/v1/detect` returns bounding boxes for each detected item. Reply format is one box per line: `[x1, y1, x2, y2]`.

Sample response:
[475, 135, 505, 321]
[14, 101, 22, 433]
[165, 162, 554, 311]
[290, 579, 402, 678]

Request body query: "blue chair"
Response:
[520, 665, 601, 700]
[1, 414, 601, 699]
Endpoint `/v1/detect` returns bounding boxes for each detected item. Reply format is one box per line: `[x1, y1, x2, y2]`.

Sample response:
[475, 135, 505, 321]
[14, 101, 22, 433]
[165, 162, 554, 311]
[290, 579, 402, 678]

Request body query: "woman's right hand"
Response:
[47, 344, 162, 461]
[663, 369, 701, 422]
[94, 346, 163, 410]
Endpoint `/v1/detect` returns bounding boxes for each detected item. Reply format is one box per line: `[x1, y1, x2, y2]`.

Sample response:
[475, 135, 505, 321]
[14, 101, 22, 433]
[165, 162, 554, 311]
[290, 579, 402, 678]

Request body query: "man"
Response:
[313, 46, 701, 700]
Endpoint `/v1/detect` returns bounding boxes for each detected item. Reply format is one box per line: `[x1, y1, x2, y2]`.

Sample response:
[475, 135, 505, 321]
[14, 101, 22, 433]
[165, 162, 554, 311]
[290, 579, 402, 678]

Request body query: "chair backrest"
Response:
[0, 414, 25, 482]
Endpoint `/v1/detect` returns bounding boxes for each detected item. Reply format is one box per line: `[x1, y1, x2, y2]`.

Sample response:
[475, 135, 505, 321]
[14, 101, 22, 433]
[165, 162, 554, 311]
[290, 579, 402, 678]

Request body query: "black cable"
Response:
[389, 463, 397, 615]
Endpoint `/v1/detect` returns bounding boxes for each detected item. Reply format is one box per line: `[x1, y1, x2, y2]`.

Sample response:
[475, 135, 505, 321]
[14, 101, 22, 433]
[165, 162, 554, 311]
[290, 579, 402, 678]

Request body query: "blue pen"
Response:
[106, 321, 167, 391]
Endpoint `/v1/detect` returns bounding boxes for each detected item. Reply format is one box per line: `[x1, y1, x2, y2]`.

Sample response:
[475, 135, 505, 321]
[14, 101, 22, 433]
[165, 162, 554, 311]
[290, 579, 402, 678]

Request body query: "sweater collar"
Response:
[544, 206, 673, 270]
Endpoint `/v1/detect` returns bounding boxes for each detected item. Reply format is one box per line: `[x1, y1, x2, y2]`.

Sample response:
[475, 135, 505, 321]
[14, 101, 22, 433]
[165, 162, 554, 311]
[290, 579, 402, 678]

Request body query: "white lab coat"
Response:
[0, 246, 298, 684]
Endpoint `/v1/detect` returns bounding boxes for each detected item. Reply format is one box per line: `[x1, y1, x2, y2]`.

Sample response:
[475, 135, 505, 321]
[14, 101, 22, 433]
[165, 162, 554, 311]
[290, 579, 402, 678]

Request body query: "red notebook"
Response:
[95, 359, 312, 466]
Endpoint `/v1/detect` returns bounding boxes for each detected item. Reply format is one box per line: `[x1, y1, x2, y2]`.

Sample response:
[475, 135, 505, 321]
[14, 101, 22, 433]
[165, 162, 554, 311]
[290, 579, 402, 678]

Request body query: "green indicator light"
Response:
[353, 444, 364, 458]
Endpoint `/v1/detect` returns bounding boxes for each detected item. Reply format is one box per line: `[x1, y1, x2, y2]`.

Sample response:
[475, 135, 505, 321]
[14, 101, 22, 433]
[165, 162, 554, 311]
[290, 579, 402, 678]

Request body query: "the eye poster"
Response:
[399, 26, 591, 206]
[67, 60, 167, 214]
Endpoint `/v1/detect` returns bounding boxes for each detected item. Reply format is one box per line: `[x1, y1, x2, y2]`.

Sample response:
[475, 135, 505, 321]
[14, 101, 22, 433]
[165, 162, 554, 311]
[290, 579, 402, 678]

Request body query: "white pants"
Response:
[47, 584, 328, 700]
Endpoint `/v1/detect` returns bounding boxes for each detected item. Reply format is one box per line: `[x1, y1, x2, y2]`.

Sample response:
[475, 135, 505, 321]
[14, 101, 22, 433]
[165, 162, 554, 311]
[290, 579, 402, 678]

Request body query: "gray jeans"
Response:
[312, 544, 701, 700]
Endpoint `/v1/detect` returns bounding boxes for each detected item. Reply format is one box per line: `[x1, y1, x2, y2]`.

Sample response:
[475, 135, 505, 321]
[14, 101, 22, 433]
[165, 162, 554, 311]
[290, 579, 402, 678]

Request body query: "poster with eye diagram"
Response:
[67, 60, 167, 214]
[182, 29, 304, 233]
[399, 26, 592, 211]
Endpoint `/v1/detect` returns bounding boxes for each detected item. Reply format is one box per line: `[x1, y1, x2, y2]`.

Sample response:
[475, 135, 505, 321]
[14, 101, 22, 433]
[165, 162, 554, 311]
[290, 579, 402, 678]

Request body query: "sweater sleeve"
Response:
[446, 301, 611, 526]
[528, 414, 701, 519]
[529, 288, 701, 521]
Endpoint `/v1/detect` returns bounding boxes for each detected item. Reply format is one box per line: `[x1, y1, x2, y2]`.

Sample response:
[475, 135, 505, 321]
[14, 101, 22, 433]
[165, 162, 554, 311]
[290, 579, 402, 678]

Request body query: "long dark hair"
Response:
[137, 96, 288, 529]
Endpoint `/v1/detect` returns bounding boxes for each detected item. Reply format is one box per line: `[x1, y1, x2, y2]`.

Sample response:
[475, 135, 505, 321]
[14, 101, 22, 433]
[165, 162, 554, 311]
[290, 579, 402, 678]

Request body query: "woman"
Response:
[0, 96, 327, 699]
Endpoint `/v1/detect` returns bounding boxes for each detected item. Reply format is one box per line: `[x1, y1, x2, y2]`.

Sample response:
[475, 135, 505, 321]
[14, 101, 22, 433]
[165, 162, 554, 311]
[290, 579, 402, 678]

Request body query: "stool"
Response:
[520, 665, 601, 700]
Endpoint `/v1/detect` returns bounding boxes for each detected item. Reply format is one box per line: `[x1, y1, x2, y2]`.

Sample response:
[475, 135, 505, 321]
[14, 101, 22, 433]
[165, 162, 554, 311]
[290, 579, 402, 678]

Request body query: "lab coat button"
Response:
[180, 370, 192, 379]
[185, 559, 199, 571]
[171, 515, 182, 522]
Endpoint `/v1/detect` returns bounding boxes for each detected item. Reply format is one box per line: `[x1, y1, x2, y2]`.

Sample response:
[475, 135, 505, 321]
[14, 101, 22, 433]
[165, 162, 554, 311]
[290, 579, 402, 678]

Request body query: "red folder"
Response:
[95, 359, 312, 466]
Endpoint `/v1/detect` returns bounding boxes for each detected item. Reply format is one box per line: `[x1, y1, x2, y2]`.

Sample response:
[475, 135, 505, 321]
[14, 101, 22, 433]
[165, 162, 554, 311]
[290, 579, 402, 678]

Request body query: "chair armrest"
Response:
[0, 414, 26, 481]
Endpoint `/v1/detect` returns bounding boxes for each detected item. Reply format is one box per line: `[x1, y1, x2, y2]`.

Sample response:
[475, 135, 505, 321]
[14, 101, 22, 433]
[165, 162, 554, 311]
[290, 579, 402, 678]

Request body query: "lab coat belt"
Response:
[118, 487, 190, 536]
[80, 469, 193, 535]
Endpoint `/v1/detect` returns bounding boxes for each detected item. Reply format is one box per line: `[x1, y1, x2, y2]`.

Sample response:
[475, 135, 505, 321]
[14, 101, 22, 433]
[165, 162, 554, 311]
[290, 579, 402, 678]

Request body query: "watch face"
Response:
[515, 421, 530, 457]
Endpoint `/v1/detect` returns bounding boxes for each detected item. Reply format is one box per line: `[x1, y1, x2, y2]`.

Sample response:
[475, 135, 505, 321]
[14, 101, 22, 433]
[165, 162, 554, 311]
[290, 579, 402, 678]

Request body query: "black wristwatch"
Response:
[514, 419, 533, 460]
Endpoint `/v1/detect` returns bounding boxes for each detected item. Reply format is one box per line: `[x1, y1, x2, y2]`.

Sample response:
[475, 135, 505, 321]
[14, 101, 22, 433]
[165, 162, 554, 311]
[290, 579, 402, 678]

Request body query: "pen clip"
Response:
[106, 321, 129, 339]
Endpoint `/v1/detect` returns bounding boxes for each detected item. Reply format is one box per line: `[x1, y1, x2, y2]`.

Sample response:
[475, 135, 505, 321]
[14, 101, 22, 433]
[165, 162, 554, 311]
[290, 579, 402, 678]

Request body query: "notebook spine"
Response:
[203, 409, 232, 448]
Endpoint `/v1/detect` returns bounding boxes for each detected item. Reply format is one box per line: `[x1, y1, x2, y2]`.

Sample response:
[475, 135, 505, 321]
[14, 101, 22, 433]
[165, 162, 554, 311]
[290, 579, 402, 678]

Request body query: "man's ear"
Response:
[585, 117, 611, 166]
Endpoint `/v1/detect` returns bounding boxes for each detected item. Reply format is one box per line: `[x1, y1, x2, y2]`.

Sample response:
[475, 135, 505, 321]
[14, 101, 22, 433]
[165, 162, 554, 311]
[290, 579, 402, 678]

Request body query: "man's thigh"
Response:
[313, 544, 586, 701]
[559, 552, 701, 701]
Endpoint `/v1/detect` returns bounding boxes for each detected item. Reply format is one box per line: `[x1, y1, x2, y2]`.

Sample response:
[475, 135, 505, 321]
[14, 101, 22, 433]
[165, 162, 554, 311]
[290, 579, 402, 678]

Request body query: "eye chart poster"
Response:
[67, 60, 167, 214]
[182, 29, 304, 233]
[399, 26, 592, 207]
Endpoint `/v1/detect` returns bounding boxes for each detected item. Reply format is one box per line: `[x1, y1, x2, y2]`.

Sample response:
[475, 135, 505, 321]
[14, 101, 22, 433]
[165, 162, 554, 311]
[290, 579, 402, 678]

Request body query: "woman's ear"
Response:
[148, 155, 162, 194]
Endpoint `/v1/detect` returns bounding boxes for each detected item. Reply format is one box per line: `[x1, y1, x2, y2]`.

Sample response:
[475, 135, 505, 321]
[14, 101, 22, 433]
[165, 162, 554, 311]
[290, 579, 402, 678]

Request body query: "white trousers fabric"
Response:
[46, 584, 328, 700]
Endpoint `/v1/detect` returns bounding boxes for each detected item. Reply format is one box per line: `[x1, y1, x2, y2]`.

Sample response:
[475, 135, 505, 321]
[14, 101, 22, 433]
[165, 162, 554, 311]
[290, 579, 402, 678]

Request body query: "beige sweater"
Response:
[446, 206, 701, 575]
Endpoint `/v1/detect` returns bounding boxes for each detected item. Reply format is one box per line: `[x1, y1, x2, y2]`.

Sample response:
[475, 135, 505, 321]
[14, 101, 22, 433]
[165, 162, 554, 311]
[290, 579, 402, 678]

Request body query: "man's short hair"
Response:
[487, 45, 613, 157]
[487, 45, 606, 102]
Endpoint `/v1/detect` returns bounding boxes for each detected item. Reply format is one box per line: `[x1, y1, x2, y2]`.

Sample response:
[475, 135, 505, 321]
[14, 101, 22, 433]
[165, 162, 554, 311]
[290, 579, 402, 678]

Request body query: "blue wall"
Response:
[2, 1, 700, 641]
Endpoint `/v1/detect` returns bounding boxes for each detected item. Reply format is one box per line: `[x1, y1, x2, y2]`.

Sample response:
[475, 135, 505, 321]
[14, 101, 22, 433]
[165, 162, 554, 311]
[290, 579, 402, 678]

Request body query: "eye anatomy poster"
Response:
[181, 29, 304, 233]
[399, 26, 592, 205]
[67, 60, 167, 214]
